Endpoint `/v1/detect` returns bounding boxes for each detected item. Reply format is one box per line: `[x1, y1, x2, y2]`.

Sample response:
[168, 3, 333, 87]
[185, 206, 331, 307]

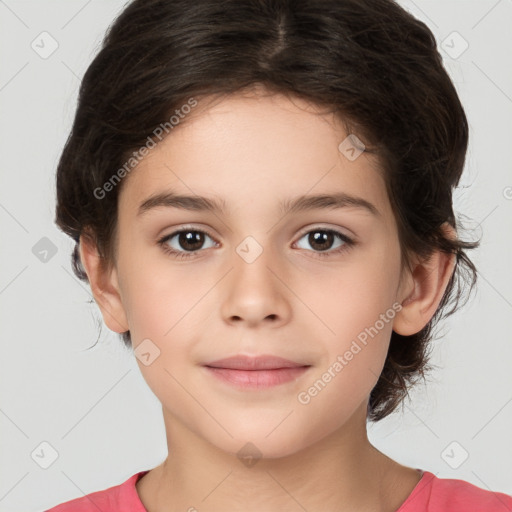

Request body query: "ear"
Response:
[78, 233, 129, 334]
[393, 222, 457, 336]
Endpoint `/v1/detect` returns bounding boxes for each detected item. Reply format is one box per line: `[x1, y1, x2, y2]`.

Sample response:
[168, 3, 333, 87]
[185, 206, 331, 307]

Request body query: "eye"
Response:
[157, 226, 355, 260]
[294, 227, 355, 258]
[157, 228, 217, 260]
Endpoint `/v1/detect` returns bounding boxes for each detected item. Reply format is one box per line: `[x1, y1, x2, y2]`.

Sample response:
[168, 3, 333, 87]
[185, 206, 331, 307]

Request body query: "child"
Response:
[48, 0, 512, 510]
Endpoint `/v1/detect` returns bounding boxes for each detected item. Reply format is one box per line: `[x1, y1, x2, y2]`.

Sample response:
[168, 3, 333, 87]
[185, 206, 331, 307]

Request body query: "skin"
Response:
[79, 84, 456, 511]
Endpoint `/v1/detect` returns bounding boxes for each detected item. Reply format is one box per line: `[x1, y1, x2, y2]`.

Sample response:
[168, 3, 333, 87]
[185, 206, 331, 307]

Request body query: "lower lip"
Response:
[203, 366, 310, 389]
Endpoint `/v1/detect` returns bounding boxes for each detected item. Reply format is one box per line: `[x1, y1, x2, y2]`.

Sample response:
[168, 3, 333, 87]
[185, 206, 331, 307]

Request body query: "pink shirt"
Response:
[46, 469, 512, 511]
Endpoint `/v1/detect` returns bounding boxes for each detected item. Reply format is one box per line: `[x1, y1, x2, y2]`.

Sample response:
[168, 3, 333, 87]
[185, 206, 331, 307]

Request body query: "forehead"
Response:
[118, 90, 392, 221]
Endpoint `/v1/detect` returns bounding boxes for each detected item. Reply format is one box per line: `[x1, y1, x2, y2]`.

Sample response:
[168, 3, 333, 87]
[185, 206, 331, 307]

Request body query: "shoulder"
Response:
[401, 470, 512, 512]
[45, 471, 149, 512]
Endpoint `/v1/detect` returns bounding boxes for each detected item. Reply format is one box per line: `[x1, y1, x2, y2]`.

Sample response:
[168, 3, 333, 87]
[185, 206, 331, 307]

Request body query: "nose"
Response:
[219, 241, 292, 329]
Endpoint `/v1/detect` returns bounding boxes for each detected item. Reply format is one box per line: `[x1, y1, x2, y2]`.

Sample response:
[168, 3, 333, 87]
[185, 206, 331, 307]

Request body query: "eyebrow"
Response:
[137, 190, 380, 218]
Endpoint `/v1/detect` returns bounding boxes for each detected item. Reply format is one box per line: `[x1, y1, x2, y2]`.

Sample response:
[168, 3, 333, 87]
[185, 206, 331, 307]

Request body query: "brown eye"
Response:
[307, 230, 336, 251]
[295, 228, 355, 258]
[158, 228, 217, 259]
[175, 231, 206, 251]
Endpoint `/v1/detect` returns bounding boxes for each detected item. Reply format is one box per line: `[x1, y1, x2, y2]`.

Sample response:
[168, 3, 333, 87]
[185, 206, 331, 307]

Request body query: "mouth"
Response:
[204, 354, 309, 370]
[202, 354, 311, 389]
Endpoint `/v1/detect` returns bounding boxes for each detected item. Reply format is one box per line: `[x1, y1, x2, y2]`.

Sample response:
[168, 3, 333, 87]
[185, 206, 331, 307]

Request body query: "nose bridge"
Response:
[231, 232, 279, 290]
[220, 232, 290, 325]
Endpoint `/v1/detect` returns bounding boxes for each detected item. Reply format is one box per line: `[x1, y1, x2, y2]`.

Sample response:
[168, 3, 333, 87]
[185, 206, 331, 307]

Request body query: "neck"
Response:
[137, 402, 421, 512]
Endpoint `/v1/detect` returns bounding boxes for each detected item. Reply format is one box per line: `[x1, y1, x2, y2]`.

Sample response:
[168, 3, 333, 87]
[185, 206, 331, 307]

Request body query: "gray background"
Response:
[1, 0, 511, 510]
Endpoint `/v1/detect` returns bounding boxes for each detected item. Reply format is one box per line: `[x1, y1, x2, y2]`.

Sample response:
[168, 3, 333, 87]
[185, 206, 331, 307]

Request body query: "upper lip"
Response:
[204, 354, 310, 370]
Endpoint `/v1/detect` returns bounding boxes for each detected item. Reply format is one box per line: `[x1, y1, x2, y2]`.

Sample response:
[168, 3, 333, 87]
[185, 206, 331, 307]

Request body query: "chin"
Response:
[207, 424, 318, 463]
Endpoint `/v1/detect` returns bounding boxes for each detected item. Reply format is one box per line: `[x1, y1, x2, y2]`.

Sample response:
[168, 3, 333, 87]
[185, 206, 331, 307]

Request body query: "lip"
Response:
[202, 354, 311, 390]
[204, 354, 308, 370]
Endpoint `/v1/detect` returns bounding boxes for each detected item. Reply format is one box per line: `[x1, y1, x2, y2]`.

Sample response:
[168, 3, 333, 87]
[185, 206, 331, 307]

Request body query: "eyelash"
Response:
[157, 227, 356, 260]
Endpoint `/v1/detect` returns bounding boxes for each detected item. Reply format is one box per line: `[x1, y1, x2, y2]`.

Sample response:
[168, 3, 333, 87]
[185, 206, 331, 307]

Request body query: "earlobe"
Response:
[78, 233, 129, 334]
[393, 223, 457, 336]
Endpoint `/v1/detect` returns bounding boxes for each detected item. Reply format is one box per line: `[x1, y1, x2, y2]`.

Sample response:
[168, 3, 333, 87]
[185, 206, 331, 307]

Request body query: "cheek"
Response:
[119, 242, 211, 338]
[296, 238, 401, 398]
[122, 264, 211, 406]
[298, 239, 401, 341]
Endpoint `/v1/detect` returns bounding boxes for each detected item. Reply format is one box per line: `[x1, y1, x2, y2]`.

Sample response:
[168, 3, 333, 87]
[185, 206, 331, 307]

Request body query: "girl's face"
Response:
[111, 88, 410, 458]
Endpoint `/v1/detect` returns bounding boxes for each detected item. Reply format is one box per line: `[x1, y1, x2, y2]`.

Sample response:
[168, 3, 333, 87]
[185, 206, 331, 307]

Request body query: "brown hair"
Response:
[55, 0, 480, 421]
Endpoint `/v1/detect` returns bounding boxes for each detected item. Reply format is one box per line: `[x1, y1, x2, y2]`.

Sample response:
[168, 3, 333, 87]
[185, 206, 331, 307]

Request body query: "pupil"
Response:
[180, 231, 204, 251]
[310, 231, 333, 251]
